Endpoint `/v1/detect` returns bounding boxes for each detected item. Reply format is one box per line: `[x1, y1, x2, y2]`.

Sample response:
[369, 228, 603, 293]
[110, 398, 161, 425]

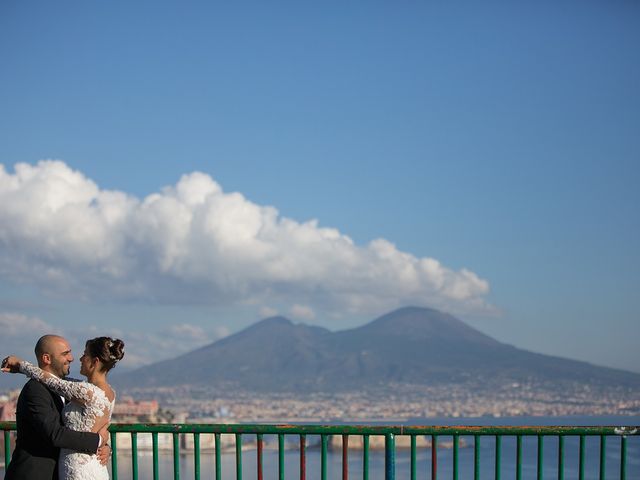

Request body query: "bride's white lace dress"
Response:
[19, 361, 115, 480]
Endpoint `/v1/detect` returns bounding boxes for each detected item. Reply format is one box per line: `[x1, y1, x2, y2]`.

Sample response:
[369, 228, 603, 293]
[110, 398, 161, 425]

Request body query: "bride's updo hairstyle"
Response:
[86, 337, 125, 372]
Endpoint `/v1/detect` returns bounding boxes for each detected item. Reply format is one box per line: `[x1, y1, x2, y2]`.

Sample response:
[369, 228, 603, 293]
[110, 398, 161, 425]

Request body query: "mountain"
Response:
[113, 306, 640, 392]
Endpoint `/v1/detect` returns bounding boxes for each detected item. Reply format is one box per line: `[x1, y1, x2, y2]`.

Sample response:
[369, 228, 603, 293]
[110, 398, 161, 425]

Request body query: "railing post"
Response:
[299, 434, 305, 480]
[4, 430, 11, 470]
[432, 434, 438, 480]
[236, 433, 243, 480]
[579, 435, 585, 480]
[321, 435, 328, 480]
[173, 432, 180, 480]
[558, 435, 564, 480]
[110, 430, 118, 480]
[131, 432, 138, 480]
[621, 435, 627, 480]
[363, 434, 370, 480]
[453, 434, 459, 480]
[516, 435, 522, 480]
[152, 432, 159, 480]
[599, 435, 606, 480]
[194, 433, 200, 480]
[278, 433, 284, 480]
[257, 433, 264, 480]
[410, 435, 416, 480]
[474, 435, 480, 480]
[494, 435, 501, 480]
[215, 433, 222, 480]
[537, 435, 543, 480]
[385, 433, 395, 480]
[342, 434, 349, 480]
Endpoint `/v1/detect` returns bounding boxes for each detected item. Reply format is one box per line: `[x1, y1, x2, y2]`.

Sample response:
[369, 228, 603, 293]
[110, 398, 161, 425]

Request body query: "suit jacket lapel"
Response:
[50, 388, 64, 413]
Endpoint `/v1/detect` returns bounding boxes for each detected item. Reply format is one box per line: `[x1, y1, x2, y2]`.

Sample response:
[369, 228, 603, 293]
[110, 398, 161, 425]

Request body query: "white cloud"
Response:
[169, 323, 209, 340]
[0, 312, 58, 382]
[213, 325, 231, 339]
[0, 315, 230, 375]
[0, 160, 492, 316]
[0, 312, 54, 336]
[260, 306, 279, 318]
[120, 323, 232, 368]
[61, 322, 229, 369]
[290, 304, 316, 321]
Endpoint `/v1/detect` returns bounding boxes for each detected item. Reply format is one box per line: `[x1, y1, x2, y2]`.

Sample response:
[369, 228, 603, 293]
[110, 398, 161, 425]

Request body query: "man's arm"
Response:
[25, 382, 100, 454]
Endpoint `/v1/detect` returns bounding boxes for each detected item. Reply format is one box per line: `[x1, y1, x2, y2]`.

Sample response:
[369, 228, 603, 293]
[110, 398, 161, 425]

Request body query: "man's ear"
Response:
[41, 353, 51, 366]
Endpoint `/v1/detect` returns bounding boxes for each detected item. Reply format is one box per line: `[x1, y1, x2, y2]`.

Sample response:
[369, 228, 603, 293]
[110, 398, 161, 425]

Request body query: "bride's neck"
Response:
[87, 370, 107, 385]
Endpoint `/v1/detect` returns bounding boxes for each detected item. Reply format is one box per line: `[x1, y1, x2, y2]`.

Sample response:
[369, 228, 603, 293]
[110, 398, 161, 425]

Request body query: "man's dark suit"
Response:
[4, 378, 99, 480]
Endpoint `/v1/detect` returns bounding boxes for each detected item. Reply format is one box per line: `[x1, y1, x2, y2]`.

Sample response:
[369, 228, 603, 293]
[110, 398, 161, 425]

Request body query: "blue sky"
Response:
[0, 0, 639, 379]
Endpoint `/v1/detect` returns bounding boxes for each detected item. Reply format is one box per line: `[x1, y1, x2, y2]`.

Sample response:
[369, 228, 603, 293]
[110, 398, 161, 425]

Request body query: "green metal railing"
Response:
[1, 422, 638, 479]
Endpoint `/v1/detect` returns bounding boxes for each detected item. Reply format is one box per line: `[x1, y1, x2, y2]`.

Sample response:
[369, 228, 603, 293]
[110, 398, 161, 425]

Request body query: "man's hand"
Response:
[97, 444, 111, 466]
[1, 355, 22, 373]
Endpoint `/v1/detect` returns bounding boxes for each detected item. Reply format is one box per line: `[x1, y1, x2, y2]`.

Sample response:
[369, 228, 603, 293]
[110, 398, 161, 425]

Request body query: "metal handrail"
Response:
[2, 422, 638, 480]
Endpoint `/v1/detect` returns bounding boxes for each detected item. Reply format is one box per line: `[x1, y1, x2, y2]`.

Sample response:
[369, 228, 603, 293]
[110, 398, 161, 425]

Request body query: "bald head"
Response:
[35, 335, 66, 359]
[34, 334, 74, 377]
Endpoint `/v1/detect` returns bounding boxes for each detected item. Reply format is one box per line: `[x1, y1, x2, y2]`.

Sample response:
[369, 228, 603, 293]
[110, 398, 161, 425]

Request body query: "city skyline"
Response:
[0, 1, 639, 375]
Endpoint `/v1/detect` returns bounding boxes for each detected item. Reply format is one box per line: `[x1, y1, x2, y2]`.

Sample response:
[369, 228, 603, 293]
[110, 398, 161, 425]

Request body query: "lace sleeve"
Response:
[18, 361, 97, 406]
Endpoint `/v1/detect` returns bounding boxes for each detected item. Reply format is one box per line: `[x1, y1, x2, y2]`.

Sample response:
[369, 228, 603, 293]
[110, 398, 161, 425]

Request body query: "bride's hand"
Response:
[1, 355, 22, 373]
[98, 424, 109, 444]
[97, 425, 111, 465]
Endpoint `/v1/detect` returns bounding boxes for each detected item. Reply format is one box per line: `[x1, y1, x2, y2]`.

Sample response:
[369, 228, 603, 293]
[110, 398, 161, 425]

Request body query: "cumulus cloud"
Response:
[0, 160, 492, 316]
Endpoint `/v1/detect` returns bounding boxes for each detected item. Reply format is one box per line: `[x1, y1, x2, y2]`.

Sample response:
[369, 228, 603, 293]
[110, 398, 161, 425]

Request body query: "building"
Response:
[0, 390, 19, 422]
[112, 397, 159, 423]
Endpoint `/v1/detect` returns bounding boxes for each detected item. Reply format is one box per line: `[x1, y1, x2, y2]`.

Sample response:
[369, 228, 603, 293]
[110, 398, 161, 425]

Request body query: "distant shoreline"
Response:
[404, 414, 640, 426]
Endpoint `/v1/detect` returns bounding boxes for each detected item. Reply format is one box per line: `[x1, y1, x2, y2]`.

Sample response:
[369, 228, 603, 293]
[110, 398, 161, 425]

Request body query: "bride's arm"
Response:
[3, 356, 96, 406]
[91, 406, 112, 433]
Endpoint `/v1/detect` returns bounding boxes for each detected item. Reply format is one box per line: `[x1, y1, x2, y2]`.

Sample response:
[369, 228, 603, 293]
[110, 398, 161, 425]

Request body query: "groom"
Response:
[3, 335, 110, 480]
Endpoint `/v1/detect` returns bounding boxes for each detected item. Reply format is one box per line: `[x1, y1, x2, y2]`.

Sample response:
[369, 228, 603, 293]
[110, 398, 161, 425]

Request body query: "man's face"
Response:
[45, 338, 74, 378]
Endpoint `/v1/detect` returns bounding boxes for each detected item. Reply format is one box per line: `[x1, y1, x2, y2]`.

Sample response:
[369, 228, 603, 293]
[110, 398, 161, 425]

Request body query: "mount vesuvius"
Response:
[113, 307, 640, 392]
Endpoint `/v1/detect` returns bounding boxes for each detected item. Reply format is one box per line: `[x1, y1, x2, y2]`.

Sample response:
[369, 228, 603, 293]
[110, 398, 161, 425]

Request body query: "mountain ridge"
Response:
[112, 306, 640, 392]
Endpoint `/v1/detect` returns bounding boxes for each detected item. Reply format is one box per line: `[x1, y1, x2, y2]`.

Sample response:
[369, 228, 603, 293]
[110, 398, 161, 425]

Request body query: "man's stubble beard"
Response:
[50, 360, 70, 379]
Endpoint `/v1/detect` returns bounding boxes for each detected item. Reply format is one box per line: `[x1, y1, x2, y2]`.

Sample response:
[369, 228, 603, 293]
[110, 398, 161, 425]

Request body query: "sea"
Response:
[3, 416, 639, 479]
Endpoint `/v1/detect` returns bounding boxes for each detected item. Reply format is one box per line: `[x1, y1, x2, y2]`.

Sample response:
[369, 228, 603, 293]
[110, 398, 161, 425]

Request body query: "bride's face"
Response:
[79, 348, 96, 376]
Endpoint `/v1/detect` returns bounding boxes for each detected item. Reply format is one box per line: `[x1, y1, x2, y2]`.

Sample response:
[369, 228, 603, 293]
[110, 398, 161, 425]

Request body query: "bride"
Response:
[2, 337, 124, 480]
